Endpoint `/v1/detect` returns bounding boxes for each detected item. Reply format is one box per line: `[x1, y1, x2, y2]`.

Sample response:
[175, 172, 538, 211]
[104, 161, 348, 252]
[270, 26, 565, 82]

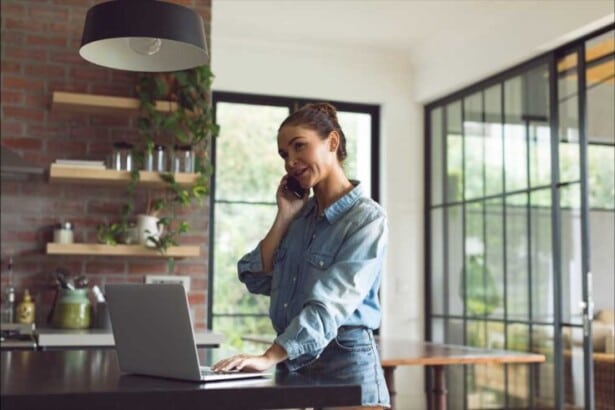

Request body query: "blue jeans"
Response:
[279, 326, 391, 408]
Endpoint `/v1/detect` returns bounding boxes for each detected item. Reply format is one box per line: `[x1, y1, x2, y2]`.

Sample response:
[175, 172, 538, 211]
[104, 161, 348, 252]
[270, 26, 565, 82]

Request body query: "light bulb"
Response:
[128, 37, 162, 56]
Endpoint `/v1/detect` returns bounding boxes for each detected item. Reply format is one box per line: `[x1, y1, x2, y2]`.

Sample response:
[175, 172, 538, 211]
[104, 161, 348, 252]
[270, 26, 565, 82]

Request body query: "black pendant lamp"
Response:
[79, 0, 209, 72]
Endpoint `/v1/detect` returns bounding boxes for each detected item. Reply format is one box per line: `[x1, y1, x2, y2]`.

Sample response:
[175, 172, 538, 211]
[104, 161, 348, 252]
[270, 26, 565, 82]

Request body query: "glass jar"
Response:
[51, 288, 91, 329]
[53, 222, 74, 244]
[153, 144, 167, 172]
[112, 142, 134, 171]
[173, 145, 194, 173]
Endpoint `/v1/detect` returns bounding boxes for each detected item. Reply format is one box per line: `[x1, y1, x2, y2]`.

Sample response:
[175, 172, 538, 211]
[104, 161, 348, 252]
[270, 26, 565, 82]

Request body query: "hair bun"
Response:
[309, 103, 337, 120]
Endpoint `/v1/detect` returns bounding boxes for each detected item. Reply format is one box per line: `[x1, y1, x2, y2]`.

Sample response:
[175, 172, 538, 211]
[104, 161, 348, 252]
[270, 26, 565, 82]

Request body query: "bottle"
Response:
[1, 287, 15, 323]
[1, 257, 15, 323]
[16, 289, 35, 325]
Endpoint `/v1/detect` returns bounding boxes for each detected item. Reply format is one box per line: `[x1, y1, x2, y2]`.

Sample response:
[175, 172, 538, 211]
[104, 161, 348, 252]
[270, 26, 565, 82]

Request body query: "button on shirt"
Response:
[238, 182, 388, 370]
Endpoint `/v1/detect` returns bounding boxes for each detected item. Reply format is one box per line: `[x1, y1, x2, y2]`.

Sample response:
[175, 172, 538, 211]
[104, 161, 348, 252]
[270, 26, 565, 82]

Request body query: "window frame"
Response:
[208, 91, 381, 331]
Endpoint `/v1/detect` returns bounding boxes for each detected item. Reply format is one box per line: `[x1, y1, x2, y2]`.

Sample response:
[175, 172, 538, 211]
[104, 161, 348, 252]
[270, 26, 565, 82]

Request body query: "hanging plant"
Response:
[112, 65, 220, 267]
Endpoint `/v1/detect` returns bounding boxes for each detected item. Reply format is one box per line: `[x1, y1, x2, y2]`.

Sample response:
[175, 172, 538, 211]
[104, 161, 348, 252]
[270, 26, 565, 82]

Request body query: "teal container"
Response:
[52, 289, 91, 329]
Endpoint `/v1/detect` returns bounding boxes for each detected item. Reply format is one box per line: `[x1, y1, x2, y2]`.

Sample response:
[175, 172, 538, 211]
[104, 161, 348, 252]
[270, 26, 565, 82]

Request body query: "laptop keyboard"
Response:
[200, 366, 240, 376]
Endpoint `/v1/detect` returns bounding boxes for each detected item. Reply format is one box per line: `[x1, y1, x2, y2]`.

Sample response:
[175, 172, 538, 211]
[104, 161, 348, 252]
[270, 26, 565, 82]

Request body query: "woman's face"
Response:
[277, 125, 337, 188]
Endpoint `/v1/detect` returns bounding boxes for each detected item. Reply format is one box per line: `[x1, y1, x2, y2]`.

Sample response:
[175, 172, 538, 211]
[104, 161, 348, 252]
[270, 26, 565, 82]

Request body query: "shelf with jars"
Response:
[48, 164, 199, 188]
[48, 67, 215, 262]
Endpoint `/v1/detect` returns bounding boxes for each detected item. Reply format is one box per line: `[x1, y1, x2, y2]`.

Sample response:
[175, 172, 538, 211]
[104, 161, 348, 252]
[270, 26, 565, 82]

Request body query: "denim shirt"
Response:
[238, 182, 388, 371]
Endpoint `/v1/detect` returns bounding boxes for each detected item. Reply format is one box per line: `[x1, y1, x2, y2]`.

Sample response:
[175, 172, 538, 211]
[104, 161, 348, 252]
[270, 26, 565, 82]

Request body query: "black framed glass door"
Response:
[425, 25, 614, 410]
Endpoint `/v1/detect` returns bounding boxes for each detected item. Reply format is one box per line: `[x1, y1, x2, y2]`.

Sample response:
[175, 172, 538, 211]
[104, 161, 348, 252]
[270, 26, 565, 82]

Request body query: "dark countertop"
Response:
[1, 349, 361, 410]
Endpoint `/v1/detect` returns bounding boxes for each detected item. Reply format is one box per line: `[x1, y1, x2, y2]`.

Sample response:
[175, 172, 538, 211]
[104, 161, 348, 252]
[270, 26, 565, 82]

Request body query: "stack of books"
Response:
[53, 159, 106, 169]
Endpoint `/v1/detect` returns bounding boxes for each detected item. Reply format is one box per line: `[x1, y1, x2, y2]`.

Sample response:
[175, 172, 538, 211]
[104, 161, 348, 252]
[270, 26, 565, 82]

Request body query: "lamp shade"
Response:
[79, 0, 208, 72]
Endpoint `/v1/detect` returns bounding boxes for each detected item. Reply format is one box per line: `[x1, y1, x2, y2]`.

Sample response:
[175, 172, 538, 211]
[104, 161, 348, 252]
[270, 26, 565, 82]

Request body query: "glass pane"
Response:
[431, 108, 444, 205]
[471, 321, 506, 409]
[431, 208, 444, 315]
[485, 84, 504, 196]
[465, 202, 491, 317]
[447, 366, 465, 410]
[585, 30, 615, 146]
[467, 320, 486, 347]
[215, 102, 289, 202]
[212, 314, 274, 351]
[558, 51, 581, 184]
[432, 318, 445, 343]
[527, 65, 552, 188]
[588, 144, 615, 209]
[485, 198, 505, 319]
[338, 111, 372, 196]
[562, 326, 587, 409]
[532, 324, 556, 408]
[507, 323, 531, 408]
[466, 320, 506, 409]
[525, 64, 550, 119]
[446, 319, 465, 410]
[529, 117, 551, 187]
[559, 183, 584, 325]
[530, 189, 554, 322]
[213, 203, 277, 315]
[446, 319, 465, 345]
[448, 205, 464, 315]
[464, 92, 484, 200]
[504, 76, 528, 192]
[506, 193, 529, 321]
[447, 101, 463, 202]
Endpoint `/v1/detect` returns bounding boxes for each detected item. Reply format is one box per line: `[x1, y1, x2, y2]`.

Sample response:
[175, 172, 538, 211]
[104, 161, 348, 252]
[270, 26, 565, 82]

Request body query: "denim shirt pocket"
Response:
[306, 252, 334, 271]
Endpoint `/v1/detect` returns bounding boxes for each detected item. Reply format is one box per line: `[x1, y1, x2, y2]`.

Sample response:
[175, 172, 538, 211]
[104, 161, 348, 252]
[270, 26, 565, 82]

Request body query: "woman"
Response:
[213, 103, 390, 409]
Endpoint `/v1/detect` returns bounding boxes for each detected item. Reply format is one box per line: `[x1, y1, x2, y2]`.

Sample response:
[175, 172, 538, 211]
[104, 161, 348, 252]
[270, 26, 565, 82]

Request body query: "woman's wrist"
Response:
[263, 343, 288, 364]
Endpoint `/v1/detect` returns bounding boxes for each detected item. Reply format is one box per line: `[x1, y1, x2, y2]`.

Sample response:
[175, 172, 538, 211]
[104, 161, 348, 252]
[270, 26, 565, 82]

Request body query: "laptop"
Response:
[106, 283, 265, 382]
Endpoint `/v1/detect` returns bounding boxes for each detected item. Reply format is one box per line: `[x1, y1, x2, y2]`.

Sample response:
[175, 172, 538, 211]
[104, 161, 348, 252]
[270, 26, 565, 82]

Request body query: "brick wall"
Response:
[0, 0, 212, 328]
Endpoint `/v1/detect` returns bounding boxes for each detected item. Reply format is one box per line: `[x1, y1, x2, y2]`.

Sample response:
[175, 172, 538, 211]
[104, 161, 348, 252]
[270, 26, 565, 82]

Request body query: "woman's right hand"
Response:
[276, 175, 308, 220]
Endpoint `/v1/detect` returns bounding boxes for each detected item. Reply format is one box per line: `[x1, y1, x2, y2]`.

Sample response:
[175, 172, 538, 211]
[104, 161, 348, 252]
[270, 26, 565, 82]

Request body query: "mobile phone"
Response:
[286, 176, 307, 199]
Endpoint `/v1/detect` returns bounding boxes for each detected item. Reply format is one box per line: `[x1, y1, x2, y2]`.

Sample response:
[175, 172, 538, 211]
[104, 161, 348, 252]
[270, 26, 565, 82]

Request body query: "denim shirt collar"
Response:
[299, 180, 363, 224]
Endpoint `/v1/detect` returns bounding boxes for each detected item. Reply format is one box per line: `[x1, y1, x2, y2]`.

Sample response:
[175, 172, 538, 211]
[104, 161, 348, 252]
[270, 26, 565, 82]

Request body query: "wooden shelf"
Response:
[52, 91, 178, 114]
[46, 243, 200, 258]
[49, 164, 199, 187]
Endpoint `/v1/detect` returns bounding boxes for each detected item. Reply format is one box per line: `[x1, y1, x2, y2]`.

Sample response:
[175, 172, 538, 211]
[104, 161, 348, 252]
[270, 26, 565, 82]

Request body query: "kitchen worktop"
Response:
[1, 349, 361, 410]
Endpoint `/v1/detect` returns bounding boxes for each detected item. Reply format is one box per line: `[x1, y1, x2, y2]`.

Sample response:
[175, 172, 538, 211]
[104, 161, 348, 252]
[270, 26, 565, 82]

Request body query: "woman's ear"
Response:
[328, 131, 340, 153]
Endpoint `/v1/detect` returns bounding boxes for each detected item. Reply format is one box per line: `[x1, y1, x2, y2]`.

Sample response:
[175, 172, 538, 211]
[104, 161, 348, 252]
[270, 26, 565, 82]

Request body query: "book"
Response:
[54, 159, 106, 169]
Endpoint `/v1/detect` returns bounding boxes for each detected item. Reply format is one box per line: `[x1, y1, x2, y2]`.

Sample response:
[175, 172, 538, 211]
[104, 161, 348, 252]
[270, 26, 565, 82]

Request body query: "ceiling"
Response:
[212, 0, 614, 101]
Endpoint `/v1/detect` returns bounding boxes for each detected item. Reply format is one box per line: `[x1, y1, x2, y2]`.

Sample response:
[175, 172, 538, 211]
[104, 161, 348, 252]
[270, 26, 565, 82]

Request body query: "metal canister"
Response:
[153, 144, 167, 172]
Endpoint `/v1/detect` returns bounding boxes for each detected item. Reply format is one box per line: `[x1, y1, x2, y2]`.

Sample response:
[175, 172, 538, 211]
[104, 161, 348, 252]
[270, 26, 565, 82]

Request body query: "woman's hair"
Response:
[278, 102, 347, 163]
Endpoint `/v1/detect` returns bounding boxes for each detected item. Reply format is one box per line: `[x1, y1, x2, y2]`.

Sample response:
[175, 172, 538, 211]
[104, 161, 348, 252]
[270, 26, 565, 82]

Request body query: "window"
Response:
[209, 92, 380, 349]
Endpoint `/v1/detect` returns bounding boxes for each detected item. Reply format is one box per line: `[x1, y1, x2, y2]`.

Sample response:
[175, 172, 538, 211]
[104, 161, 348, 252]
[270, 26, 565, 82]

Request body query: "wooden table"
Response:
[0, 348, 361, 410]
[378, 339, 546, 410]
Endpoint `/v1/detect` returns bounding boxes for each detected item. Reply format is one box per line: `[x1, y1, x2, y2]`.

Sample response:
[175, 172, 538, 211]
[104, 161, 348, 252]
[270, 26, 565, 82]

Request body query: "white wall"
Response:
[211, 36, 426, 406]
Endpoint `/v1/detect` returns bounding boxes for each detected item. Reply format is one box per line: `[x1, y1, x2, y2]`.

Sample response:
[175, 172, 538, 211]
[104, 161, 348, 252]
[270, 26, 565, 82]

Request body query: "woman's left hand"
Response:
[212, 353, 276, 373]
